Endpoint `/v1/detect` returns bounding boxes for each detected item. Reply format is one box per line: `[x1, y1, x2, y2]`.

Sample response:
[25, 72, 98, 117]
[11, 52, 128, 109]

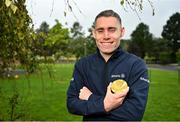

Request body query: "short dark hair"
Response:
[94, 10, 122, 25]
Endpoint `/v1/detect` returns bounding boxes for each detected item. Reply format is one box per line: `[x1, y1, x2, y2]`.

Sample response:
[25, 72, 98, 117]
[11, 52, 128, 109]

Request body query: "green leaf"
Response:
[5, 0, 12, 7]
[120, 0, 124, 5]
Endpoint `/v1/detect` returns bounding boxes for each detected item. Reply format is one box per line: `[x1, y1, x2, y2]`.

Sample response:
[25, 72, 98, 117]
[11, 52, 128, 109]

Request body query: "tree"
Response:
[70, 22, 86, 59]
[161, 12, 180, 62]
[36, 21, 49, 34]
[35, 21, 50, 57]
[0, 0, 36, 75]
[70, 37, 86, 59]
[86, 27, 96, 55]
[128, 23, 153, 58]
[45, 19, 70, 59]
[0, 0, 155, 76]
[120, 39, 131, 51]
[70, 22, 83, 39]
[146, 38, 172, 63]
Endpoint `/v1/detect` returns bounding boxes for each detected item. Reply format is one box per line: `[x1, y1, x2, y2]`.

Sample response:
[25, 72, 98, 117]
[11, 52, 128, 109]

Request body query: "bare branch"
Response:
[61, 0, 154, 20]
[49, 0, 55, 17]
[147, 0, 155, 15]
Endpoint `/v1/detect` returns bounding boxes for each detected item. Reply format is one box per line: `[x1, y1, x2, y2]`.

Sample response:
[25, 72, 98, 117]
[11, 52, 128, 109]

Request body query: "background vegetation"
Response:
[1, 0, 180, 76]
[0, 0, 180, 121]
[0, 64, 180, 121]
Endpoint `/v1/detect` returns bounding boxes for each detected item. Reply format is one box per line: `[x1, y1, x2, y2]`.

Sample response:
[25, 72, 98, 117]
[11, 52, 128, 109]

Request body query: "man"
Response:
[67, 9, 149, 121]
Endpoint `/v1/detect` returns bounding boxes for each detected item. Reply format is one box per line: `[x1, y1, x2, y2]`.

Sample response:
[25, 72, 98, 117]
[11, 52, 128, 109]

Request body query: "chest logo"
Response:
[111, 73, 126, 79]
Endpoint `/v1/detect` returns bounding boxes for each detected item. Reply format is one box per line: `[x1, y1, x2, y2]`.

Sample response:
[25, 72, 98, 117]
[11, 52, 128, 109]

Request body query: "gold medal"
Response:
[111, 79, 128, 93]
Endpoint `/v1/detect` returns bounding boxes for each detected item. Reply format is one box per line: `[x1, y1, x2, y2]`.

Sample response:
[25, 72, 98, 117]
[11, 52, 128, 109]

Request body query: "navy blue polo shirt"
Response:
[67, 48, 149, 121]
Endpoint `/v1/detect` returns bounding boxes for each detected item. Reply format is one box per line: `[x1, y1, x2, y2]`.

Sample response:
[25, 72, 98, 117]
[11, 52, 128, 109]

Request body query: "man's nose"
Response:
[103, 30, 110, 40]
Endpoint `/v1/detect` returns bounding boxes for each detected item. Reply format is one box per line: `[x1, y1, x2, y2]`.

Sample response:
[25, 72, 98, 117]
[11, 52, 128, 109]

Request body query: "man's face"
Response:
[93, 16, 124, 55]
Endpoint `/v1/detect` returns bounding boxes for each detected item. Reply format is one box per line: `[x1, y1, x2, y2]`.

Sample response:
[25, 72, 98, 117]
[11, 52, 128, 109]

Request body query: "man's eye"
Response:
[109, 28, 116, 32]
[97, 30, 104, 33]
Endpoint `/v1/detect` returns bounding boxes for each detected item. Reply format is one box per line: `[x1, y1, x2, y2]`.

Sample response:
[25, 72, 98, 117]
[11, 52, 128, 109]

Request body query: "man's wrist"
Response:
[103, 99, 111, 112]
[87, 93, 93, 100]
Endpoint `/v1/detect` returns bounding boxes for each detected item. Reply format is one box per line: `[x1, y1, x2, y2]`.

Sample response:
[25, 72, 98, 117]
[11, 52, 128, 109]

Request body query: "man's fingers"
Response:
[112, 87, 129, 98]
[82, 86, 86, 90]
[108, 82, 112, 89]
[79, 86, 92, 100]
[80, 86, 87, 91]
[107, 82, 112, 93]
[122, 87, 129, 94]
[116, 87, 129, 97]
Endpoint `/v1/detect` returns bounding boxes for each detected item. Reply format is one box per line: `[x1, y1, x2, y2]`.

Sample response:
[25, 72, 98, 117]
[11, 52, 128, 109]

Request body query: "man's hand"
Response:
[104, 82, 129, 112]
[79, 86, 92, 100]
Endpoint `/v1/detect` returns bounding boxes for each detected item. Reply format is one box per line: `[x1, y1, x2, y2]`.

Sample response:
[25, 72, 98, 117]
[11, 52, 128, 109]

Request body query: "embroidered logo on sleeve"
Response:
[140, 77, 150, 83]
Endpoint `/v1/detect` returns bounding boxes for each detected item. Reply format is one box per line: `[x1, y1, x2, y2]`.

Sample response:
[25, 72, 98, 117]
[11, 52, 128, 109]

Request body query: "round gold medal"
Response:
[111, 79, 128, 93]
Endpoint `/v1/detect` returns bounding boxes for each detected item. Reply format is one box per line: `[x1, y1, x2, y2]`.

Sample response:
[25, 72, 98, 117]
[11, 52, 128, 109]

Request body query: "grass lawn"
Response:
[143, 68, 180, 121]
[0, 64, 180, 121]
[0, 63, 81, 121]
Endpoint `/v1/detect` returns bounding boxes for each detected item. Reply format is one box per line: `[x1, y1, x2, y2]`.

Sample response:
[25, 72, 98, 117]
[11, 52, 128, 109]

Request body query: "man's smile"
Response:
[100, 41, 114, 46]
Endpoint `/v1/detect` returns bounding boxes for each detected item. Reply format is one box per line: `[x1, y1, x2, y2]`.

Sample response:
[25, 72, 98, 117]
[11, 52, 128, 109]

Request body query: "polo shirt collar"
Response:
[96, 47, 123, 61]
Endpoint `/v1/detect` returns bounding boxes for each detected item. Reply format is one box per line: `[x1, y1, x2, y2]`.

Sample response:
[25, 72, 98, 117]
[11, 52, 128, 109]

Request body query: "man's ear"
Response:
[92, 28, 96, 39]
[120, 27, 125, 37]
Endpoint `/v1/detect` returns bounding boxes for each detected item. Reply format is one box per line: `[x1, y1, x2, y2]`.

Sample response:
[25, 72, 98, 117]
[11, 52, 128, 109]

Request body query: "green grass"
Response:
[0, 64, 180, 120]
[0, 63, 81, 121]
[143, 68, 180, 121]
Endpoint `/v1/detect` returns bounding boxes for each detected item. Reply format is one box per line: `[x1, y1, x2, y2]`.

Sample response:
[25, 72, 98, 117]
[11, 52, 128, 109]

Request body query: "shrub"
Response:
[176, 51, 180, 65]
[159, 52, 171, 64]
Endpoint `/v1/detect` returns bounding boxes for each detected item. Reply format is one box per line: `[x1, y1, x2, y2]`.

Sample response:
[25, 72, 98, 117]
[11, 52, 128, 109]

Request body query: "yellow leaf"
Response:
[10, 4, 18, 14]
[5, 0, 12, 7]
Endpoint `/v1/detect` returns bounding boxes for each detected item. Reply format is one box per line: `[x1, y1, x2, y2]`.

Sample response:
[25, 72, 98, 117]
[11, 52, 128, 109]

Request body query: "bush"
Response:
[159, 52, 171, 64]
[144, 55, 156, 64]
[37, 56, 55, 63]
[176, 51, 180, 65]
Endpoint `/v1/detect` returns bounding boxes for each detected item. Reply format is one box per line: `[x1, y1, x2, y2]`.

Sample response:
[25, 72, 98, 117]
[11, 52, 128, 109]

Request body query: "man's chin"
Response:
[101, 47, 119, 54]
[101, 50, 114, 55]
